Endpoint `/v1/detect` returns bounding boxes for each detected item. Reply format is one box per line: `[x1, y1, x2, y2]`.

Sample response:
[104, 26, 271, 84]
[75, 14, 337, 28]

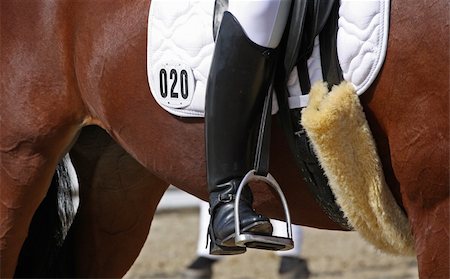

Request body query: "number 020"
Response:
[159, 69, 189, 99]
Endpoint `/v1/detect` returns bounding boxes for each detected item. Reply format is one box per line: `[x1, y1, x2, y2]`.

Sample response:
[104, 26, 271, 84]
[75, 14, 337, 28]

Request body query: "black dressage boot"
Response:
[205, 12, 277, 255]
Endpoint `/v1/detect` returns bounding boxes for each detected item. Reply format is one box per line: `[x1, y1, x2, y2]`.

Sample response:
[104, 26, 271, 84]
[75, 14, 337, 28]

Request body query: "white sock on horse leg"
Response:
[228, 0, 291, 48]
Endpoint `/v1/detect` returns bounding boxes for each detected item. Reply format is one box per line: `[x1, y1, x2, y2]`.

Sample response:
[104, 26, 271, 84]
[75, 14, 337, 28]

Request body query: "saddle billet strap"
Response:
[297, 58, 311, 95]
[296, 0, 340, 95]
[297, 0, 336, 62]
[319, 0, 343, 88]
[283, 0, 308, 74]
[253, 84, 273, 177]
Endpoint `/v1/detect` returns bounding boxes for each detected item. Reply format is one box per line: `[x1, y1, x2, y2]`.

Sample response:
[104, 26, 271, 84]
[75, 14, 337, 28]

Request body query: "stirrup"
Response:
[234, 170, 294, 251]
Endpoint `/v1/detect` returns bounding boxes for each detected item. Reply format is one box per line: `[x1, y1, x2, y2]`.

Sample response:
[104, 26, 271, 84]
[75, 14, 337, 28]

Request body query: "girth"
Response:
[275, 0, 352, 230]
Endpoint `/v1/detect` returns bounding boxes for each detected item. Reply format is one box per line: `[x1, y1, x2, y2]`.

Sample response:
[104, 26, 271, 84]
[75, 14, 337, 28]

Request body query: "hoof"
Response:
[181, 256, 218, 279]
[278, 257, 311, 279]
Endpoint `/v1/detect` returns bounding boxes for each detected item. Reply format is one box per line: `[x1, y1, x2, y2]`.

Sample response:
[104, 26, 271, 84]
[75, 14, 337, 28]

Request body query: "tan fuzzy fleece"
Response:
[301, 81, 415, 255]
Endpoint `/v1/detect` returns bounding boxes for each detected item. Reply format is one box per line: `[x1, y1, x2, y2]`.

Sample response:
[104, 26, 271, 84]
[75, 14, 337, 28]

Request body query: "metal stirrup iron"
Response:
[234, 170, 294, 250]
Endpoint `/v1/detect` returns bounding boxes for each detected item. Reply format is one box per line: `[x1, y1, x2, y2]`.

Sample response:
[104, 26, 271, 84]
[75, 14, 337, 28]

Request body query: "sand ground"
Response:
[124, 208, 419, 279]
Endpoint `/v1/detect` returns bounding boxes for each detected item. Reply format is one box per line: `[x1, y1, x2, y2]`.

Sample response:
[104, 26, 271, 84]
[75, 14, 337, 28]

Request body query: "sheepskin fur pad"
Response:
[301, 81, 415, 255]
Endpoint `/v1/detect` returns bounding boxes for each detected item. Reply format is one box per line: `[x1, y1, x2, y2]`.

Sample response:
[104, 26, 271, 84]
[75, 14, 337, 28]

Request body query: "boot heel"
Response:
[209, 239, 246, 255]
[208, 225, 246, 255]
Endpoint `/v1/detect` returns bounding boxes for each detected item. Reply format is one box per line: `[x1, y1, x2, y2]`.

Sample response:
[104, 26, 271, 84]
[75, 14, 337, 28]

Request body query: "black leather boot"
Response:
[205, 12, 277, 255]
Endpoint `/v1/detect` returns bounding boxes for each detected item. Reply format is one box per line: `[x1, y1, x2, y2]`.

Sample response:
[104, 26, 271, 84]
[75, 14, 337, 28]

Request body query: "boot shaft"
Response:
[205, 12, 277, 190]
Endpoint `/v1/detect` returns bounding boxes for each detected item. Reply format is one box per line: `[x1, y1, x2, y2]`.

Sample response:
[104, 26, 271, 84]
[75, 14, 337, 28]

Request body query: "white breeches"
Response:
[227, 0, 292, 48]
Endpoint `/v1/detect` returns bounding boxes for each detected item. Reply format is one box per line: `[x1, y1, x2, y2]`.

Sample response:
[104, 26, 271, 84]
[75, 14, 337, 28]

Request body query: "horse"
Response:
[1, 0, 448, 278]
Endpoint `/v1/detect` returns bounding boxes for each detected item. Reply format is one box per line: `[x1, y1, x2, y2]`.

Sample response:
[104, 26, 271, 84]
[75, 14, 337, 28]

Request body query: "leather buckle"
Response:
[218, 193, 234, 203]
[294, 128, 306, 137]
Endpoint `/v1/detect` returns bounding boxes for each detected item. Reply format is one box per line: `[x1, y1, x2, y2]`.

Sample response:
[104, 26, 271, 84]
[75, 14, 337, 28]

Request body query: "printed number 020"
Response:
[159, 69, 189, 99]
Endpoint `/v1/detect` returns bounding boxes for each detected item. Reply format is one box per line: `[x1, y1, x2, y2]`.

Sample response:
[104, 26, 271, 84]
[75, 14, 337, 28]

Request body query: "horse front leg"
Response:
[61, 126, 168, 278]
[0, 154, 54, 278]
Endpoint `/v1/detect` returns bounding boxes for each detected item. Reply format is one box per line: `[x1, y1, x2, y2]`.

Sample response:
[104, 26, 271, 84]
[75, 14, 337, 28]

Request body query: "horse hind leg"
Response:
[391, 121, 449, 278]
[60, 126, 168, 277]
[407, 186, 449, 278]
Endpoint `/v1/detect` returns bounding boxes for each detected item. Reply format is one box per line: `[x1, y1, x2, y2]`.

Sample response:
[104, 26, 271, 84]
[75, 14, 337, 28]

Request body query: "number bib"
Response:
[147, 0, 215, 117]
[153, 62, 195, 109]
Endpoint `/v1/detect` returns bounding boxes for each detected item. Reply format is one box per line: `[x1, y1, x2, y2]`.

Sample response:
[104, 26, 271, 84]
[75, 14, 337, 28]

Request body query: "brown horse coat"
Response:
[1, 0, 448, 278]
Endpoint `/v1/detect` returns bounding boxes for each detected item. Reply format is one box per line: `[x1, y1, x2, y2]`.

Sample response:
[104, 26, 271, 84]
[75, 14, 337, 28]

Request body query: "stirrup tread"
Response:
[235, 234, 294, 251]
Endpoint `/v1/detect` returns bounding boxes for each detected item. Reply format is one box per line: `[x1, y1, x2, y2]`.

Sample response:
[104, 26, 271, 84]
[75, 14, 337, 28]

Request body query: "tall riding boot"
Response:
[205, 12, 277, 255]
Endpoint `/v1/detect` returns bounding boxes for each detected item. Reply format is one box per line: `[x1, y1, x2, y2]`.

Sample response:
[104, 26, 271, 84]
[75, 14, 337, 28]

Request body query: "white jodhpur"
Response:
[227, 0, 291, 48]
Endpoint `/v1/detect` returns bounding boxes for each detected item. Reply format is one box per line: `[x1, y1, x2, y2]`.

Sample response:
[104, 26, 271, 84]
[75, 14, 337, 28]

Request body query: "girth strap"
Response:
[319, 0, 342, 88]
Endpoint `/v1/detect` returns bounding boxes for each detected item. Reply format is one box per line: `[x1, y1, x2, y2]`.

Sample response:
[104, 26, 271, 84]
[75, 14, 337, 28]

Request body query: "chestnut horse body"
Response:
[1, 0, 448, 278]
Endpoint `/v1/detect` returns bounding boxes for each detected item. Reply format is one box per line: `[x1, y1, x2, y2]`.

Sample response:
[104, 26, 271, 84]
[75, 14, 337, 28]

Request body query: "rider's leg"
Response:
[228, 0, 291, 48]
[196, 201, 223, 259]
[205, 0, 291, 255]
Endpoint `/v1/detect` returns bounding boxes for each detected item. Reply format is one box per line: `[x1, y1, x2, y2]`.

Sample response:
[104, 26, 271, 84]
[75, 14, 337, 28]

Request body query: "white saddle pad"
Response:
[147, 0, 390, 117]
